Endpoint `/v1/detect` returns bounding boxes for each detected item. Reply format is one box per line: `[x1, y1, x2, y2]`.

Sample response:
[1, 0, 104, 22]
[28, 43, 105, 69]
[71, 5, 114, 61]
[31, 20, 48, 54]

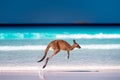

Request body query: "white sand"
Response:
[0, 69, 120, 80]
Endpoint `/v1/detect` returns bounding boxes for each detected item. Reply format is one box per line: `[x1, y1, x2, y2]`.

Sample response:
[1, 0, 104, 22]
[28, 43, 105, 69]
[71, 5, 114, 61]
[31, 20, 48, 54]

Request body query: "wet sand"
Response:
[0, 69, 120, 80]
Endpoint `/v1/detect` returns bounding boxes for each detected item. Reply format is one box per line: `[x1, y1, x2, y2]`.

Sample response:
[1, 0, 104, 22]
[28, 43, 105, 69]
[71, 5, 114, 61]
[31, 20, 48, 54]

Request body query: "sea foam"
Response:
[0, 65, 120, 71]
[0, 33, 120, 39]
[0, 44, 120, 51]
[56, 33, 120, 39]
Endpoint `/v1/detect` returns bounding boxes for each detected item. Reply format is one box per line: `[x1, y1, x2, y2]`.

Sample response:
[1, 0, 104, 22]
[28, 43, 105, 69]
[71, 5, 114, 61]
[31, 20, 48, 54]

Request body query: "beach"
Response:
[0, 27, 120, 80]
[0, 69, 120, 80]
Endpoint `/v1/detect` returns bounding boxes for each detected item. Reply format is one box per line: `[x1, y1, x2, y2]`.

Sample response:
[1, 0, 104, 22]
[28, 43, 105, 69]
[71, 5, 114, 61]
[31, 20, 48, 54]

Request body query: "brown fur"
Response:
[38, 39, 81, 68]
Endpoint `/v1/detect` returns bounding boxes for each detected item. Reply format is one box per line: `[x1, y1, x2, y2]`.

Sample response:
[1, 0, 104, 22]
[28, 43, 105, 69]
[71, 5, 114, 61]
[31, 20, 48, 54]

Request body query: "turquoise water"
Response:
[0, 27, 120, 39]
[0, 27, 120, 70]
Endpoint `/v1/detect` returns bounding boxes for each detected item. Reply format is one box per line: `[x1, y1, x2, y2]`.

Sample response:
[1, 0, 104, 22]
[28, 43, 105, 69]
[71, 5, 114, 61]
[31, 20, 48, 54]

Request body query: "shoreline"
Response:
[1, 68, 120, 73]
[1, 65, 120, 69]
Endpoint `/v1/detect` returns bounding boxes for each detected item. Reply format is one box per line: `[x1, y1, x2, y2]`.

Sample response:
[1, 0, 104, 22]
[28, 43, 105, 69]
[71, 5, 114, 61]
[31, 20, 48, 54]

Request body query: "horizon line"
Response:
[0, 23, 120, 27]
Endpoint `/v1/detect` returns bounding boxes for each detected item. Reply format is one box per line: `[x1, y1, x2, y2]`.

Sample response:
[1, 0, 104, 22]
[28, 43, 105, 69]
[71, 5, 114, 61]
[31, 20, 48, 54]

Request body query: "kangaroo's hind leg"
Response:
[67, 50, 70, 59]
[43, 49, 60, 69]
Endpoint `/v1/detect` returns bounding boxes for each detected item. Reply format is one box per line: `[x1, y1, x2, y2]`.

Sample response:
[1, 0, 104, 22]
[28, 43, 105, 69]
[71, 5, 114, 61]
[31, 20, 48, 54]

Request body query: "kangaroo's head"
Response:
[73, 40, 81, 49]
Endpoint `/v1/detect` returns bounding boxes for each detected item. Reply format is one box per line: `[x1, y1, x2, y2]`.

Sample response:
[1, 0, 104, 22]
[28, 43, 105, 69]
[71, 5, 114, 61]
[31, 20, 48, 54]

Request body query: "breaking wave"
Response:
[56, 33, 120, 39]
[0, 44, 120, 51]
[0, 33, 120, 39]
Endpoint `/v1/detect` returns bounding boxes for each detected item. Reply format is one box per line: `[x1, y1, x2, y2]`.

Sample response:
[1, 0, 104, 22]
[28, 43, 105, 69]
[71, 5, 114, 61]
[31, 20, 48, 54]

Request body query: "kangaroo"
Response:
[37, 39, 81, 69]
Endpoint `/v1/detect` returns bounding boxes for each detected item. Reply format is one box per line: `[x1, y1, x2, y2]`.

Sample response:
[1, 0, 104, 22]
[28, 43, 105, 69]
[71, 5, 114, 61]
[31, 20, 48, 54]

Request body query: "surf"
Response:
[0, 44, 120, 51]
[0, 33, 120, 39]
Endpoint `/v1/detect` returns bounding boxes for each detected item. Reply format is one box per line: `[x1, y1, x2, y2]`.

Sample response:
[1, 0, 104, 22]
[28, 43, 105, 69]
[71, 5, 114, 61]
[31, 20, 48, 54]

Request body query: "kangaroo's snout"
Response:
[78, 45, 81, 49]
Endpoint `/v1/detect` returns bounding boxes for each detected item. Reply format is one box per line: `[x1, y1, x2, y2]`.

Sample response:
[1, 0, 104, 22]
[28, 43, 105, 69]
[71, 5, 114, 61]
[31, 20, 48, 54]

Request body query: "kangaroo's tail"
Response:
[37, 45, 50, 62]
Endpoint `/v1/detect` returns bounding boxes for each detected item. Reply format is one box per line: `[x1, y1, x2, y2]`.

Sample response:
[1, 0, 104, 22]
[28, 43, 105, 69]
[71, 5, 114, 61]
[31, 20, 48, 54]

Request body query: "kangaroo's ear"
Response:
[73, 39, 76, 43]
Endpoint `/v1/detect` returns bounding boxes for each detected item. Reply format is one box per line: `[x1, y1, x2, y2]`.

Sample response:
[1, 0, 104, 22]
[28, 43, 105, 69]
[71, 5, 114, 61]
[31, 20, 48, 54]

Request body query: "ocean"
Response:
[0, 27, 120, 70]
